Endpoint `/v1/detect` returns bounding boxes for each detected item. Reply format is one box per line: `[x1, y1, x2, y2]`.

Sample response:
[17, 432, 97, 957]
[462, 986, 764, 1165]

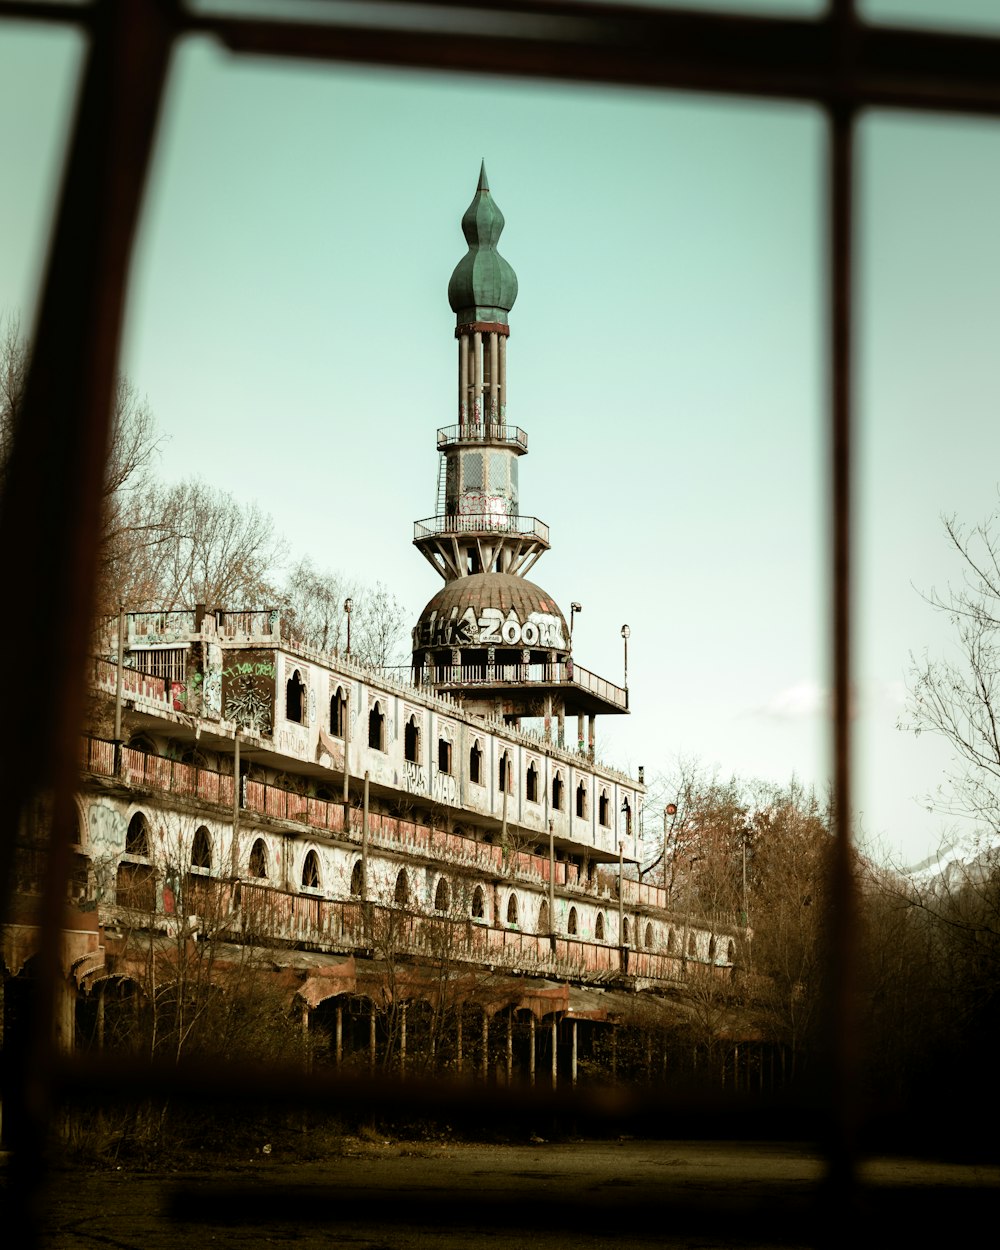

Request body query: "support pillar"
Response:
[482, 1009, 489, 1082]
[529, 1014, 536, 1087]
[557, 705, 565, 748]
[473, 330, 482, 422]
[588, 715, 595, 760]
[459, 334, 469, 424]
[489, 331, 498, 420]
[369, 1003, 376, 1074]
[498, 332, 506, 417]
[551, 1017, 558, 1089]
[506, 1008, 513, 1085]
[571, 1020, 578, 1087]
[335, 1003, 343, 1068]
[577, 713, 585, 754]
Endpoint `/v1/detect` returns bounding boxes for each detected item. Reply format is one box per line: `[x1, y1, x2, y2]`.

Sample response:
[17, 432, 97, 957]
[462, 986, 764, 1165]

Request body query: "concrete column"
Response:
[54, 974, 76, 1055]
[544, 692, 552, 741]
[529, 1014, 536, 1086]
[473, 331, 483, 423]
[551, 1017, 558, 1089]
[588, 715, 596, 760]
[571, 1020, 578, 1087]
[498, 332, 507, 417]
[335, 1003, 343, 1067]
[557, 706, 565, 748]
[577, 714, 585, 754]
[489, 332, 499, 420]
[459, 334, 469, 425]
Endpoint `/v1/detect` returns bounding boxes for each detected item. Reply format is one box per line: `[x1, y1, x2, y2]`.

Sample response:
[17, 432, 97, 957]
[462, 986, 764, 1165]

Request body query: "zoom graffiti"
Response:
[414, 605, 566, 650]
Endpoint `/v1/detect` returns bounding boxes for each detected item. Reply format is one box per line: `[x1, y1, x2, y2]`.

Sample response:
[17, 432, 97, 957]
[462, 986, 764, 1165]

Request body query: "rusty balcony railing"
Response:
[427, 660, 627, 709]
[413, 512, 550, 544]
[437, 422, 528, 451]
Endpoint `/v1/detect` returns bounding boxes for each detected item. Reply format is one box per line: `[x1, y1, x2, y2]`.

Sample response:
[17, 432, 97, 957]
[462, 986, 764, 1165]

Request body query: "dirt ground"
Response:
[9, 1138, 1000, 1249]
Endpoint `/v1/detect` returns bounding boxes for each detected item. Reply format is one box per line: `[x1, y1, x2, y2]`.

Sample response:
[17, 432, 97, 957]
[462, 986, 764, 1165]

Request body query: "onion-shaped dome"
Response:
[413, 572, 567, 655]
[447, 162, 519, 326]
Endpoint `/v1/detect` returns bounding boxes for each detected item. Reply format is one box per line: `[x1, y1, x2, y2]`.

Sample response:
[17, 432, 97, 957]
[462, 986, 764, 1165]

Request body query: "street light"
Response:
[344, 597, 353, 657]
[621, 623, 630, 688]
[570, 601, 582, 643]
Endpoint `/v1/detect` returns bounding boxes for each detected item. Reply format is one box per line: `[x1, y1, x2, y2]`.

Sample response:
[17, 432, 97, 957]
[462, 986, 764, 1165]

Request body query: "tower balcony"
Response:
[420, 658, 628, 714]
[437, 422, 528, 452]
[414, 512, 549, 546]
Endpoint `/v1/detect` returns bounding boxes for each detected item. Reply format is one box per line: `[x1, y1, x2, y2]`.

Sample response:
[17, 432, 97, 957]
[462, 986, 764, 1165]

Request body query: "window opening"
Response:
[286, 669, 305, 723]
[191, 826, 212, 870]
[688, 932, 697, 958]
[567, 906, 578, 936]
[552, 772, 563, 810]
[728, 939, 736, 963]
[394, 869, 409, 906]
[350, 860, 363, 896]
[622, 917, 630, 946]
[434, 876, 450, 912]
[248, 838, 267, 879]
[404, 714, 420, 763]
[330, 686, 346, 737]
[709, 935, 717, 961]
[369, 701, 385, 751]
[576, 781, 588, 819]
[470, 740, 483, 784]
[471, 885, 485, 919]
[125, 812, 149, 856]
[621, 796, 632, 837]
[538, 899, 549, 932]
[438, 736, 452, 774]
[526, 761, 538, 803]
[667, 927, 677, 954]
[645, 923, 654, 949]
[506, 893, 518, 925]
[301, 849, 320, 890]
[595, 912, 605, 940]
[598, 790, 610, 826]
[498, 750, 512, 793]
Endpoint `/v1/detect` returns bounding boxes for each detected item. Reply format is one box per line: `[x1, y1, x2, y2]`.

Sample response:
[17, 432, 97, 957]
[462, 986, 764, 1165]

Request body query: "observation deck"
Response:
[437, 422, 528, 452]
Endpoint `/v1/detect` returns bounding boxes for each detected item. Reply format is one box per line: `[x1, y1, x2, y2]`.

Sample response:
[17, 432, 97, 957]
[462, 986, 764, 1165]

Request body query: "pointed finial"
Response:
[448, 162, 518, 325]
[478, 159, 489, 192]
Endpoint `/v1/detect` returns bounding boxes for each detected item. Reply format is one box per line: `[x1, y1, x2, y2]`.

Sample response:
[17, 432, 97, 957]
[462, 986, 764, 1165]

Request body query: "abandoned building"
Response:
[3, 167, 742, 1089]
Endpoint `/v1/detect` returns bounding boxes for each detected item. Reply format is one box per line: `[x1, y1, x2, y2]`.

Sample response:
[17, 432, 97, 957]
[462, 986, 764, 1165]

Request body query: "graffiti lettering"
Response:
[88, 802, 125, 850]
[403, 760, 427, 794]
[417, 605, 566, 650]
[222, 661, 275, 680]
[432, 771, 458, 805]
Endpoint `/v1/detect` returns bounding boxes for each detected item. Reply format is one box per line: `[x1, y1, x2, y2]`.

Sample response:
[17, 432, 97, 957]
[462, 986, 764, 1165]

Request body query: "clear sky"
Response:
[3, 1, 1000, 868]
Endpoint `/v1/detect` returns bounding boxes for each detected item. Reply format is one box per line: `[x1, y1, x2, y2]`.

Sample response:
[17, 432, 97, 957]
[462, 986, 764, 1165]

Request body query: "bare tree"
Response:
[282, 558, 354, 653]
[903, 506, 1000, 840]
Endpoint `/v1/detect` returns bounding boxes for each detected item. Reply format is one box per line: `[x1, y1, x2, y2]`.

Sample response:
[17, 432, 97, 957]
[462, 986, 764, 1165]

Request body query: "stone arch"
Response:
[248, 837, 268, 879]
[286, 668, 306, 723]
[404, 714, 421, 764]
[394, 868, 409, 906]
[434, 876, 451, 912]
[469, 738, 483, 784]
[506, 892, 519, 926]
[567, 906, 578, 936]
[301, 849, 321, 890]
[369, 701, 385, 751]
[125, 811, 150, 856]
[644, 922, 654, 949]
[595, 911, 605, 941]
[526, 760, 539, 802]
[191, 826, 212, 870]
[471, 884, 485, 919]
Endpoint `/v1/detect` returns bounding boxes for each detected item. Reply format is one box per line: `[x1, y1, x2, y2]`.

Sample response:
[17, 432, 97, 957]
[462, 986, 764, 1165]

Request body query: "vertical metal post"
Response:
[362, 770, 370, 944]
[506, 1008, 513, 1085]
[551, 1017, 558, 1089]
[335, 1004, 343, 1068]
[548, 820, 556, 939]
[113, 603, 125, 771]
[571, 1020, 577, 1087]
[342, 686, 350, 806]
[529, 1014, 535, 1087]
[481, 1009, 489, 1082]
[230, 732, 240, 877]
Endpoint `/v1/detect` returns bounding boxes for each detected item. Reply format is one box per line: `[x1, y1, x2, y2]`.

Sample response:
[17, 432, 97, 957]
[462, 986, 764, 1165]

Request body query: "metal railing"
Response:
[413, 512, 550, 543]
[437, 422, 528, 451]
[428, 659, 628, 709]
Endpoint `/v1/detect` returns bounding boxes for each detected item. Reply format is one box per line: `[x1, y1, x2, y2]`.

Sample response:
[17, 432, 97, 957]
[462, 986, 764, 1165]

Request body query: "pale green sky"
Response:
[3, 2, 1000, 866]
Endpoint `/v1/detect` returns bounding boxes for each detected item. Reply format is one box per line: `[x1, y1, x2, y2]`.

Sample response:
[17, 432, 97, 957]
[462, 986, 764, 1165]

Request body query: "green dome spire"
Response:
[448, 161, 518, 326]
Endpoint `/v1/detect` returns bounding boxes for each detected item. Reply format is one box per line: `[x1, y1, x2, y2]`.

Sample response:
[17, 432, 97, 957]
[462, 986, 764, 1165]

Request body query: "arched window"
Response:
[434, 876, 451, 912]
[644, 923, 654, 949]
[622, 796, 632, 836]
[248, 838, 268, 879]
[709, 935, 718, 961]
[595, 912, 605, 941]
[394, 868, 409, 905]
[471, 885, 485, 919]
[369, 701, 385, 751]
[576, 781, 588, 819]
[506, 893, 519, 926]
[125, 812, 149, 856]
[526, 761, 539, 803]
[598, 790, 610, 826]
[498, 750, 513, 794]
[727, 939, 736, 964]
[350, 860, 363, 896]
[538, 899, 549, 932]
[191, 826, 212, 870]
[404, 714, 420, 764]
[567, 906, 578, 936]
[667, 927, 677, 954]
[301, 849, 321, 890]
[286, 669, 305, 723]
[622, 917, 631, 946]
[330, 686, 347, 737]
[552, 772, 564, 811]
[470, 740, 483, 784]
[688, 932, 697, 957]
[438, 736, 453, 774]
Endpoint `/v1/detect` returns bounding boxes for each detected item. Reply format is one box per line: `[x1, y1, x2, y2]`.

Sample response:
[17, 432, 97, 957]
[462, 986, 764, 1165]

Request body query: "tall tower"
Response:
[413, 165, 627, 749]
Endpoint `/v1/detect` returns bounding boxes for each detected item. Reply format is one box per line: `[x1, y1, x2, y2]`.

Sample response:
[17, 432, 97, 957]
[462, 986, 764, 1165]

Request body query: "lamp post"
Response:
[570, 601, 582, 643]
[621, 624, 630, 689]
[344, 597, 353, 657]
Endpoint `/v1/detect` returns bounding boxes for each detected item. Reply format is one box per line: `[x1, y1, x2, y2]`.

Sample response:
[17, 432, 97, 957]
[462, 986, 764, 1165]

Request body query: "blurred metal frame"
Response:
[2, 0, 1000, 1242]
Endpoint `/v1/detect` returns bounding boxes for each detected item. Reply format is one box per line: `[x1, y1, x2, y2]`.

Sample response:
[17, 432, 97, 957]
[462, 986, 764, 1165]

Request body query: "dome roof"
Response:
[447, 162, 518, 326]
[413, 573, 568, 654]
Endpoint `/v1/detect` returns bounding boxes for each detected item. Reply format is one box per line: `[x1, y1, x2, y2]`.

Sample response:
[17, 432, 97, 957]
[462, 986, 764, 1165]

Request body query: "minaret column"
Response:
[498, 333, 507, 420]
[459, 333, 469, 425]
[489, 332, 499, 422]
[473, 330, 483, 424]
